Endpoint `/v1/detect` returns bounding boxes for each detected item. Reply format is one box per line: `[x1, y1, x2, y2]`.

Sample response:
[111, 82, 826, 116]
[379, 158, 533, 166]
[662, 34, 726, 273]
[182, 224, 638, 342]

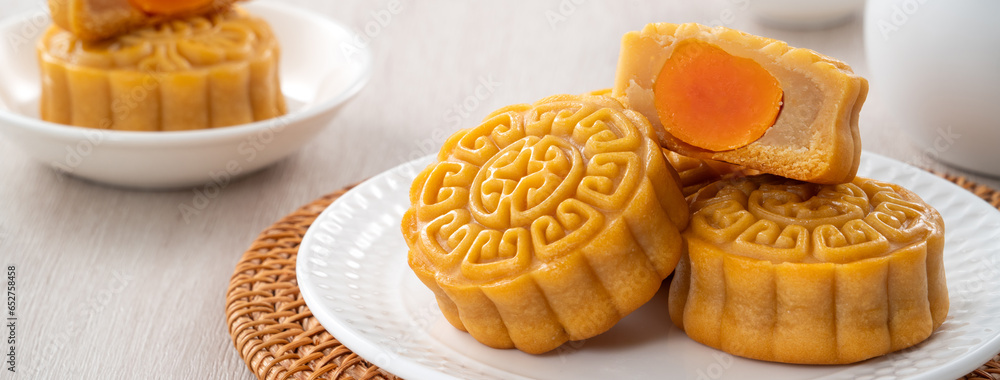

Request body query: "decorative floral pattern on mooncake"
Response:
[669, 175, 948, 364]
[38, 7, 285, 131]
[403, 94, 689, 354]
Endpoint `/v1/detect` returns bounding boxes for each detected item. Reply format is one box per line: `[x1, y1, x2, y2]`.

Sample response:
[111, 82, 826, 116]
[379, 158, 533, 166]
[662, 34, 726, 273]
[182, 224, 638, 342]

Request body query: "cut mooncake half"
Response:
[402, 94, 689, 354]
[669, 175, 948, 364]
[613, 23, 868, 184]
[38, 6, 285, 131]
[49, 0, 245, 41]
[590, 88, 752, 196]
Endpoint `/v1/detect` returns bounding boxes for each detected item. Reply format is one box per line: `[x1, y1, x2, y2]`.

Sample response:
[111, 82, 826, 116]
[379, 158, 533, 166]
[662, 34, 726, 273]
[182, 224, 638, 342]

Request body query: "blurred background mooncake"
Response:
[38, 6, 285, 131]
[50, 0, 246, 41]
[669, 175, 948, 364]
[402, 94, 689, 354]
[614, 23, 868, 184]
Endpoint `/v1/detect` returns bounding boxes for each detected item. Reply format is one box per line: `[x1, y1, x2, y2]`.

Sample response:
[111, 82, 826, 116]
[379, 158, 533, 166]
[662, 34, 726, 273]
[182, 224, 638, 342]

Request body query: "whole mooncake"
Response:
[49, 0, 246, 41]
[613, 23, 868, 184]
[38, 6, 285, 131]
[669, 175, 948, 364]
[402, 94, 689, 354]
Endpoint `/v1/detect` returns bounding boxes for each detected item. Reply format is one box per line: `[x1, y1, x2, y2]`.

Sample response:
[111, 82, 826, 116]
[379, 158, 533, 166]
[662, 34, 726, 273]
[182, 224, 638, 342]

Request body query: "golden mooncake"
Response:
[38, 7, 285, 131]
[402, 94, 689, 354]
[613, 23, 868, 184]
[50, 0, 245, 41]
[663, 149, 747, 197]
[585, 88, 614, 97]
[589, 88, 748, 196]
[669, 175, 948, 364]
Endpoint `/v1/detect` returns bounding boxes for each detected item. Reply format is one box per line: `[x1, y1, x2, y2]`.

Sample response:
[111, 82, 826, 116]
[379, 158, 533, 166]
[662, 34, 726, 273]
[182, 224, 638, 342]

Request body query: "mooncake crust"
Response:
[669, 175, 948, 364]
[38, 6, 286, 131]
[49, 0, 246, 41]
[613, 23, 868, 184]
[403, 94, 689, 354]
[663, 149, 748, 197]
[590, 87, 749, 197]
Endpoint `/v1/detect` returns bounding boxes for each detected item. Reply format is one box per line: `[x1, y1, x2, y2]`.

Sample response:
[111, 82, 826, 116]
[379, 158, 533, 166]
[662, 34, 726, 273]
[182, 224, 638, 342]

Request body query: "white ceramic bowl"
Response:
[0, 1, 371, 189]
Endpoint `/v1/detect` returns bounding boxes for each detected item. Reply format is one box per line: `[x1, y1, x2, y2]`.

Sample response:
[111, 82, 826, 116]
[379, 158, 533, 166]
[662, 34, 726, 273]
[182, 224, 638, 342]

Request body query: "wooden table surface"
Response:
[1, 0, 997, 378]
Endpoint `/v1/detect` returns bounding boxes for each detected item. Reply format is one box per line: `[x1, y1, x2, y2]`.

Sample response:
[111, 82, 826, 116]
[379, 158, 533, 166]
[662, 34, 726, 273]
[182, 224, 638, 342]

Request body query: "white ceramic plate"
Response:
[0, 2, 370, 188]
[297, 152, 1000, 380]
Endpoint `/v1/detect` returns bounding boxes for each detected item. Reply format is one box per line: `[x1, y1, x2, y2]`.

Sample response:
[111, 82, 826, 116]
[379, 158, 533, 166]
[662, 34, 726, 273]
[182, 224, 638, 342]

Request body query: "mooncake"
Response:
[402, 94, 689, 354]
[38, 7, 285, 131]
[663, 149, 746, 197]
[49, 0, 245, 41]
[613, 23, 868, 184]
[585, 88, 613, 97]
[669, 175, 948, 364]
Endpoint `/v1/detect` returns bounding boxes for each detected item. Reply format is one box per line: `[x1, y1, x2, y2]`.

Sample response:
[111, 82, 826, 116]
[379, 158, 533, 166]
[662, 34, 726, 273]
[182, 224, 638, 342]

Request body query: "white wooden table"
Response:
[1, 1, 997, 378]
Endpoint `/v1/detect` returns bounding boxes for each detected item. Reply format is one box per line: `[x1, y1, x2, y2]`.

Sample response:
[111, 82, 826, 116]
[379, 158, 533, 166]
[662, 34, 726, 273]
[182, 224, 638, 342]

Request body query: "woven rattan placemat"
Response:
[225, 174, 1000, 380]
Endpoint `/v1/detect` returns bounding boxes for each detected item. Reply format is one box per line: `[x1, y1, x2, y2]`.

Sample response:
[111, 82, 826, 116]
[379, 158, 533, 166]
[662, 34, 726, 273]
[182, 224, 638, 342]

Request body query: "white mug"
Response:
[865, 0, 1000, 176]
[752, 0, 865, 29]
